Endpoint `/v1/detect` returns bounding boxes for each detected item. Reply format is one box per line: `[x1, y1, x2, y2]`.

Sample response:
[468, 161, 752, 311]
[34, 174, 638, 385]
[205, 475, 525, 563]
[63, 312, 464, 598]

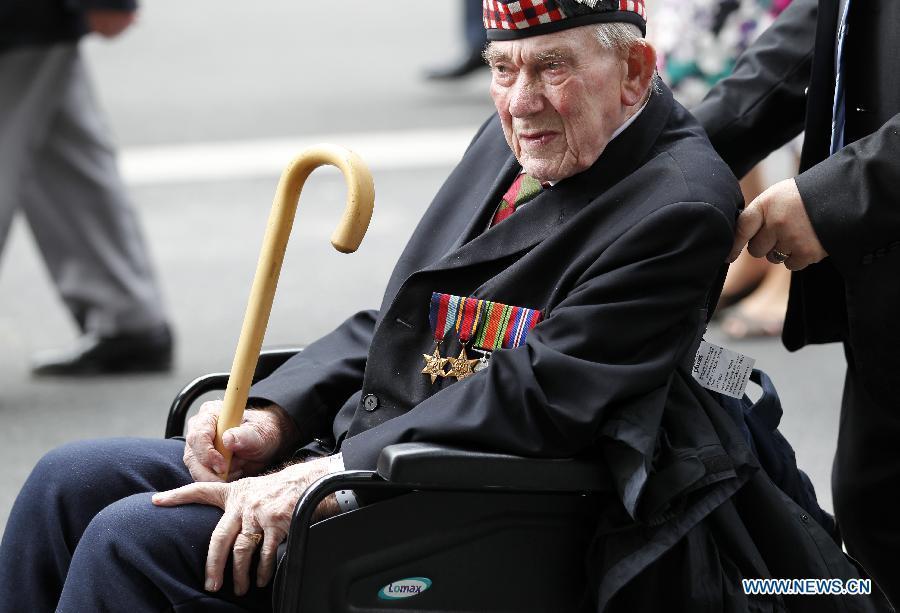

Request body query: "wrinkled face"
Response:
[486, 27, 631, 183]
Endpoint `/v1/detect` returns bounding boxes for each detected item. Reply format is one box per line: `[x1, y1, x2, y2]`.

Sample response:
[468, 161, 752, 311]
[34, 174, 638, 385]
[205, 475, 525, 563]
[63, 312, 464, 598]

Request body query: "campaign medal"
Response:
[445, 296, 483, 381]
[423, 293, 461, 384]
[446, 346, 480, 381]
[426, 292, 544, 383]
[472, 299, 543, 354]
[421, 344, 448, 384]
[471, 348, 491, 372]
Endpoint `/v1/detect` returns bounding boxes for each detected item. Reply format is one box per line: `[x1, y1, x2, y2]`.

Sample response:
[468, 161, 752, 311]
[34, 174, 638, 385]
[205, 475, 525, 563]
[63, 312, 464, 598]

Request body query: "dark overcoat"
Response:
[251, 83, 740, 475]
[251, 84, 882, 610]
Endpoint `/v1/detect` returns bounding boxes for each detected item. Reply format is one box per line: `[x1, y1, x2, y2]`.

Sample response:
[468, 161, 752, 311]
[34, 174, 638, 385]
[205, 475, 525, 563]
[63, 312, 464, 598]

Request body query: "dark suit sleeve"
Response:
[694, 0, 900, 274]
[340, 202, 734, 470]
[796, 113, 900, 272]
[692, 0, 817, 178]
[248, 309, 376, 440]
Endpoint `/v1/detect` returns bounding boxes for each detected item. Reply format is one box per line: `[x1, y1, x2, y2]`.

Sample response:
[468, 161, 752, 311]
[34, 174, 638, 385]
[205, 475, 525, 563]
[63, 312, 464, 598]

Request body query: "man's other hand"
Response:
[152, 458, 341, 596]
[728, 177, 828, 271]
[87, 10, 137, 38]
[183, 400, 300, 483]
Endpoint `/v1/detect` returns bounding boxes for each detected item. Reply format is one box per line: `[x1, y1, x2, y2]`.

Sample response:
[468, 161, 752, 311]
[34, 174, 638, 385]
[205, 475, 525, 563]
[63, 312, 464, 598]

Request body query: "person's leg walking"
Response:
[0, 46, 70, 263]
[22, 46, 169, 339]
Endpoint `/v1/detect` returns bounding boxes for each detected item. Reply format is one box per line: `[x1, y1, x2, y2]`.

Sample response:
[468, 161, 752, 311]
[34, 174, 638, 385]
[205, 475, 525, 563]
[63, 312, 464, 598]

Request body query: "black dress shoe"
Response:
[424, 48, 487, 80]
[31, 325, 174, 376]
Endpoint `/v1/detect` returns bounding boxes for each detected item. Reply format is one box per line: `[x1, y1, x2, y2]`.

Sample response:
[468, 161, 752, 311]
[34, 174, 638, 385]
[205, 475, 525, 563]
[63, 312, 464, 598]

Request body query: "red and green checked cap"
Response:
[483, 0, 647, 40]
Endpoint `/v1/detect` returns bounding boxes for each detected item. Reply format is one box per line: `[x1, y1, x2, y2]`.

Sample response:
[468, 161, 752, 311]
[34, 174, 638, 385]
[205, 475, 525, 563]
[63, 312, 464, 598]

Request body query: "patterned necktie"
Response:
[830, 0, 852, 154]
[490, 173, 543, 226]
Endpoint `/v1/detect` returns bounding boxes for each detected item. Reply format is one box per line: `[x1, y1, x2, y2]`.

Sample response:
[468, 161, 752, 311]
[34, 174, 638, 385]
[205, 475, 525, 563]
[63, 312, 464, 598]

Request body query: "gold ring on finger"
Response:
[766, 249, 790, 265]
[241, 531, 263, 546]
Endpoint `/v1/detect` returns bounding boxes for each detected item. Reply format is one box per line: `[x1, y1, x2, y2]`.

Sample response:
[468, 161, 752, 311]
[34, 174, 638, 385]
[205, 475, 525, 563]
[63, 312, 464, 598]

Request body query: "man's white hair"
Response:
[595, 22, 660, 94]
[594, 22, 643, 56]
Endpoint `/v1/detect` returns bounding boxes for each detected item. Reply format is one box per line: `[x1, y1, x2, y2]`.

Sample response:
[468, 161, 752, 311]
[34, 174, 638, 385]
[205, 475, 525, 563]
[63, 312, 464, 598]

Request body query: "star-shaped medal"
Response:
[445, 346, 480, 381]
[421, 346, 448, 384]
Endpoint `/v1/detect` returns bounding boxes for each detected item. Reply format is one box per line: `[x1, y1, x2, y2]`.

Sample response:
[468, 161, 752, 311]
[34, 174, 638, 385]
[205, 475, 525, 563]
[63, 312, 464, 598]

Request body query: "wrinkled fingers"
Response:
[185, 409, 227, 478]
[232, 516, 264, 596]
[256, 527, 287, 588]
[746, 223, 778, 259]
[205, 510, 241, 593]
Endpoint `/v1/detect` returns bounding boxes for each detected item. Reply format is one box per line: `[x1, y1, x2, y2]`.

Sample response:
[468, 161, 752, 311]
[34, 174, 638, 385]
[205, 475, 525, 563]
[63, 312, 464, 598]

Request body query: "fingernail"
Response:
[205, 577, 217, 592]
[151, 494, 163, 504]
[223, 432, 237, 447]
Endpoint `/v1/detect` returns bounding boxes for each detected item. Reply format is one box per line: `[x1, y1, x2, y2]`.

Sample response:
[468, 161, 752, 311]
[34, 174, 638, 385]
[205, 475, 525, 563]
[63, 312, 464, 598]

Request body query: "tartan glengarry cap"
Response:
[483, 0, 646, 40]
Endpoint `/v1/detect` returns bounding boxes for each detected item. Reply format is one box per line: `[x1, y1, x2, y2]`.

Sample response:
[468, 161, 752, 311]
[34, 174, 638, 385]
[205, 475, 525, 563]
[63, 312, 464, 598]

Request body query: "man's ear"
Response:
[621, 41, 656, 107]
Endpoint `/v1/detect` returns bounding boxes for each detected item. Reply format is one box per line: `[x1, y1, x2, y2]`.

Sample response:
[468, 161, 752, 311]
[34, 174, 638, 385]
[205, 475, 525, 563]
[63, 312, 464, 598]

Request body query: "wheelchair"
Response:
[166, 348, 609, 612]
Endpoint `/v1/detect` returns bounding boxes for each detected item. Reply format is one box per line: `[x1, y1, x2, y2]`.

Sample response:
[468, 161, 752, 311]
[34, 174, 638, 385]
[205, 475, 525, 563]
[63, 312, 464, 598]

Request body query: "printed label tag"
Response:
[691, 340, 755, 399]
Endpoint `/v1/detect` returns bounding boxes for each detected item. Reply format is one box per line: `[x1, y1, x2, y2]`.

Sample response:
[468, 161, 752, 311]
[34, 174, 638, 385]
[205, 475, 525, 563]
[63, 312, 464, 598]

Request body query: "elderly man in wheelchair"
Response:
[0, 1, 884, 612]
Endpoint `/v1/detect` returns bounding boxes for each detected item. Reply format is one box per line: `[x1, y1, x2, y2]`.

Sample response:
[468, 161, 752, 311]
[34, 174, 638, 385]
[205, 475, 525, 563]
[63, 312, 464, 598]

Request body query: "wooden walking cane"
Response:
[214, 144, 375, 480]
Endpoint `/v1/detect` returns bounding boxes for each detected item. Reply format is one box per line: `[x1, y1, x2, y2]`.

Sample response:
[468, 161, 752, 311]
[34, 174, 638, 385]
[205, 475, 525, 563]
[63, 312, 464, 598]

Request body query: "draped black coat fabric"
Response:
[693, 0, 900, 406]
[251, 83, 740, 482]
[249, 84, 883, 610]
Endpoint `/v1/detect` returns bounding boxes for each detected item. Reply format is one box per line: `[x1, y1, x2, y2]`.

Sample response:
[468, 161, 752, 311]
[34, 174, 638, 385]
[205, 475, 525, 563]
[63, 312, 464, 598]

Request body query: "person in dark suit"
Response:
[692, 0, 900, 605]
[0, 2, 883, 611]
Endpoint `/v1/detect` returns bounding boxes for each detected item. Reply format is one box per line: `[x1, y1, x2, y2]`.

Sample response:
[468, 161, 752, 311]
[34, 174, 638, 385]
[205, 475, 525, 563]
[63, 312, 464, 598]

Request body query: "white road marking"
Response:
[119, 127, 477, 186]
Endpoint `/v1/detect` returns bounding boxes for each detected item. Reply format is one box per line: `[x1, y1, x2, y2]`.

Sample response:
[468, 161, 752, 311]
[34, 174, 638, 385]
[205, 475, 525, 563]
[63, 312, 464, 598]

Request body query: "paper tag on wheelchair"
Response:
[691, 340, 755, 399]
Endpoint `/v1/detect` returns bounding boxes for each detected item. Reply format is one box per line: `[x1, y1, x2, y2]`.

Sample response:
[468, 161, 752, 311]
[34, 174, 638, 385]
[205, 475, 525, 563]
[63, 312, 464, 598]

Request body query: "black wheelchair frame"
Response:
[165, 349, 609, 612]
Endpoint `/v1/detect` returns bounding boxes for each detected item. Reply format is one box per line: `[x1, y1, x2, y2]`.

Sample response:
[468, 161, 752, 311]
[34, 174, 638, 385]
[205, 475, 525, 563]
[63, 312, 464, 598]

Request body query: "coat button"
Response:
[363, 393, 379, 411]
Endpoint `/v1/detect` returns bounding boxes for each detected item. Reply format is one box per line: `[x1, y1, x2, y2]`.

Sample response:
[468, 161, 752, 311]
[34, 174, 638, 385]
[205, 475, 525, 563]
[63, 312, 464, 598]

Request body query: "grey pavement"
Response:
[0, 0, 844, 533]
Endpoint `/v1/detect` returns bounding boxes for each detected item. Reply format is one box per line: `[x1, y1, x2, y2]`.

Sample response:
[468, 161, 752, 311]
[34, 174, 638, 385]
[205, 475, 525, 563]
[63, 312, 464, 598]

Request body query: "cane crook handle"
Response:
[214, 144, 375, 479]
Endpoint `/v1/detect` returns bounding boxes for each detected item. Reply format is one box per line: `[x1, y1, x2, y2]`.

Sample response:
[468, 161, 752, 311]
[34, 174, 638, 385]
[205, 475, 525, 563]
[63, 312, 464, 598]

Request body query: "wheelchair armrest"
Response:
[252, 347, 305, 380]
[164, 372, 231, 438]
[164, 347, 304, 438]
[376, 442, 612, 493]
[277, 446, 611, 612]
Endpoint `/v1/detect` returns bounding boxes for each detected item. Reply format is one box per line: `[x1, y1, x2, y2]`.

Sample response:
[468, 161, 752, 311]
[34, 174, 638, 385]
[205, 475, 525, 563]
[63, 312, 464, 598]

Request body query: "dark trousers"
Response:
[0, 438, 273, 612]
[833, 348, 900, 609]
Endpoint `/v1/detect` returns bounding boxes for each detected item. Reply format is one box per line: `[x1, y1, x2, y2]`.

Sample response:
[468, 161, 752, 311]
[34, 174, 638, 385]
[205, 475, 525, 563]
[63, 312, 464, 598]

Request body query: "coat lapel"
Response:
[451, 153, 521, 250]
